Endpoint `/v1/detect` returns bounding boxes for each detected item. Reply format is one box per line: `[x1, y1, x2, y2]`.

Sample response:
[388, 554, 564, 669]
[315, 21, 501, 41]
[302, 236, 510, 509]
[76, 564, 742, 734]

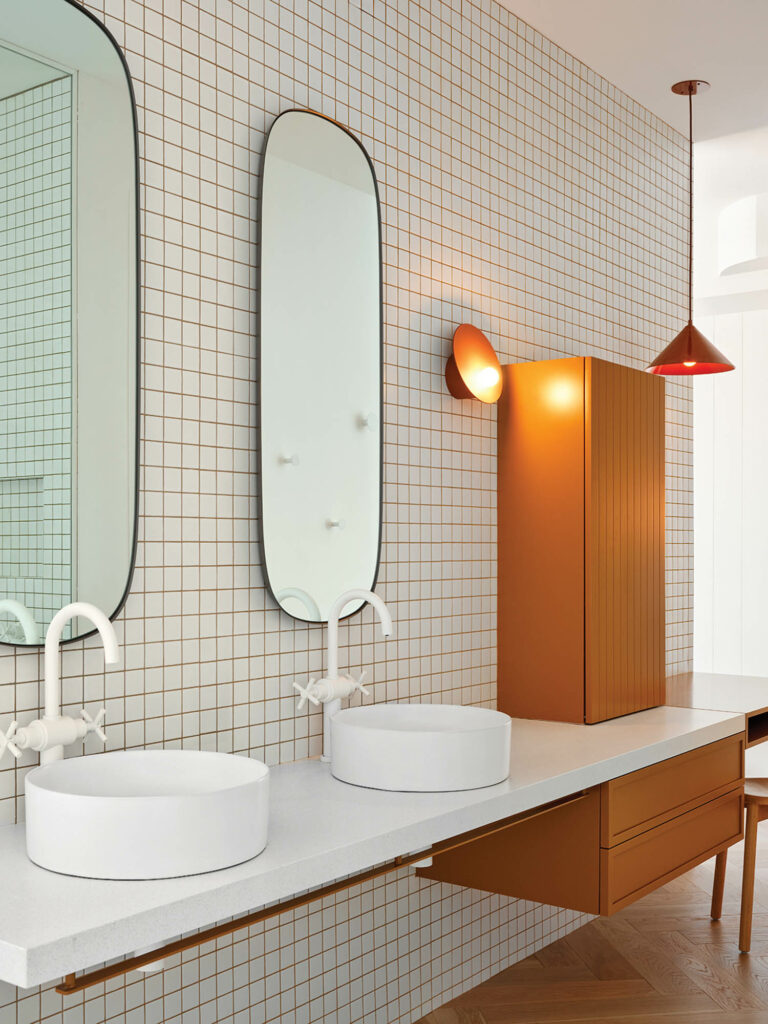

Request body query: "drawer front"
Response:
[601, 734, 744, 846]
[601, 787, 744, 915]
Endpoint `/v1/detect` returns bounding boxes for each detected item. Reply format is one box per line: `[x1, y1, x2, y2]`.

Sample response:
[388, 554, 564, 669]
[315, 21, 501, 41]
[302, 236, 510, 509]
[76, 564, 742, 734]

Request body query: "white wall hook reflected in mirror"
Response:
[357, 412, 376, 431]
[326, 518, 346, 530]
[278, 454, 299, 466]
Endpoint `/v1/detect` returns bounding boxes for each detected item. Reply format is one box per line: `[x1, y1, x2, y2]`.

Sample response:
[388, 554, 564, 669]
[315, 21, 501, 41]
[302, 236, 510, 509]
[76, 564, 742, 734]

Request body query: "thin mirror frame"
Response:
[257, 108, 384, 623]
[0, 0, 141, 648]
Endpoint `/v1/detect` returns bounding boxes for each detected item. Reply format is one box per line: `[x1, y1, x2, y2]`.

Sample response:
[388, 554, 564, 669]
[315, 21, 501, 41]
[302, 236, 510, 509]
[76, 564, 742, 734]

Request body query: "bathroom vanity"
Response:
[0, 705, 743, 991]
[418, 726, 743, 915]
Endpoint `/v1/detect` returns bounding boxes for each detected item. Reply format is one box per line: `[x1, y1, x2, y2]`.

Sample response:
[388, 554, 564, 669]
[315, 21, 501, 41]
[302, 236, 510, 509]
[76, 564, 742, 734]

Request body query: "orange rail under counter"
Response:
[498, 356, 665, 724]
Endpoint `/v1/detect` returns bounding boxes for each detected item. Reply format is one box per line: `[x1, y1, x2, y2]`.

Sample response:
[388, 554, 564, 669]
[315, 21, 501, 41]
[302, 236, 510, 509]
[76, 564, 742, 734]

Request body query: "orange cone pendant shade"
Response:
[646, 321, 734, 375]
[646, 80, 734, 377]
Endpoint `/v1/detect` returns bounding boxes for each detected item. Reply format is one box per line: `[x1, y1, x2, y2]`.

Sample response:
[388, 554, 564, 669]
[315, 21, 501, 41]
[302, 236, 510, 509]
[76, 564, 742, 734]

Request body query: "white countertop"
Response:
[0, 705, 744, 989]
[667, 670, 768, 716]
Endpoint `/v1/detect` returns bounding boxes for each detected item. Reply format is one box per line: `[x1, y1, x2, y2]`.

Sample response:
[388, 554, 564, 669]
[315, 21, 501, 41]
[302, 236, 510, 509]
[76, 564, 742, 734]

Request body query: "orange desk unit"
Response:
[418, 734, 744, 915]
[498, 357, 665, 723]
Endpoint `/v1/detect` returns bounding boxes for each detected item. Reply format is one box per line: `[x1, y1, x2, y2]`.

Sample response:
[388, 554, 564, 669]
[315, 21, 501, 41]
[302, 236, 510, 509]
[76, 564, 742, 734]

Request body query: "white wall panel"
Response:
[693, 316, 715, 670]
[742, 310, 768, 673]
[694, 309, 768, 674]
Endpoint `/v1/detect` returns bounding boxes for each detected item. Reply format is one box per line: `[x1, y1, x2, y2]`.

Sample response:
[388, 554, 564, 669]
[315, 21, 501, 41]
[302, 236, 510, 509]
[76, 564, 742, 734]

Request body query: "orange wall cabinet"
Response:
[498, 356, 666, 724]
[417, 735, 745, 916]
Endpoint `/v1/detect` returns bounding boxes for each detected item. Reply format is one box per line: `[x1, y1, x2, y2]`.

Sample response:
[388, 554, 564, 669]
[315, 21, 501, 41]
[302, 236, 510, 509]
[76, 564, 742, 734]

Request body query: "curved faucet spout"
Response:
[327, 588, 393, 680]
[0, 599, 40, 644]
[275, 587, 322, 620]
[43, 603, 119, 762]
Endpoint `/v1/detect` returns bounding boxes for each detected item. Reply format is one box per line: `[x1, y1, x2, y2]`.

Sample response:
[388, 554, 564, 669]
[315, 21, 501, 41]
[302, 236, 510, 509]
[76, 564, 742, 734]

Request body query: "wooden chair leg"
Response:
[740, 801, 760, 953]
[711, 849, 727, 920]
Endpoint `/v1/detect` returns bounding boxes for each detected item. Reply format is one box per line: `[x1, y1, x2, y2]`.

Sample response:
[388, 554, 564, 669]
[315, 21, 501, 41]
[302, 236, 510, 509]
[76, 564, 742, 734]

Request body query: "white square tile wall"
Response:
[0, 1, 692, 1021]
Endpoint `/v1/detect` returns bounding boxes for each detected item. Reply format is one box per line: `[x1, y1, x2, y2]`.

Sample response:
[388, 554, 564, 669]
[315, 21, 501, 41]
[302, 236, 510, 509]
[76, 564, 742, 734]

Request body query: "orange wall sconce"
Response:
[445, 324, 503, 403]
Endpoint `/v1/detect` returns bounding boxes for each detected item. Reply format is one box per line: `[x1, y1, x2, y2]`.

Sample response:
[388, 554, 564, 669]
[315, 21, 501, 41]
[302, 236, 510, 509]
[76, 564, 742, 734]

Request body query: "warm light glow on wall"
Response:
[544, 377, 580, 412]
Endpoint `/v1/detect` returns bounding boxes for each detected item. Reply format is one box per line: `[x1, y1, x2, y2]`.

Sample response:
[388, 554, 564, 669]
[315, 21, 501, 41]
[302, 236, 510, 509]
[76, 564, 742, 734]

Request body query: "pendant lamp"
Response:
[646, 80, 734, 376]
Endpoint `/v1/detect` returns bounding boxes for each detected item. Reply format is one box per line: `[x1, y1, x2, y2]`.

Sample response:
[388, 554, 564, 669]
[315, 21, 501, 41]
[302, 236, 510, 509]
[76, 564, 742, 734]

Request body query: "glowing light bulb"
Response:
[684, 361, 696, 368]
[446, 324, 503, 402]
[476, 366, 500, 390]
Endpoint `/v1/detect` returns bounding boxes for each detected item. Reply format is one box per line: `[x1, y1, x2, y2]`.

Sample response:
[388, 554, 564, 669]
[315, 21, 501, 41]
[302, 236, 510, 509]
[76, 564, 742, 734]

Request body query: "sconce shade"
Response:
[646, 321, 734, 375]
[445, 324, 503, 403]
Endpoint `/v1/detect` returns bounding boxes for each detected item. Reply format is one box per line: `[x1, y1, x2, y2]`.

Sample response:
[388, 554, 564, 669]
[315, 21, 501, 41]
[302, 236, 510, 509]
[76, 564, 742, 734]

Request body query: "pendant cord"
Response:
[692, 86, 696, 321]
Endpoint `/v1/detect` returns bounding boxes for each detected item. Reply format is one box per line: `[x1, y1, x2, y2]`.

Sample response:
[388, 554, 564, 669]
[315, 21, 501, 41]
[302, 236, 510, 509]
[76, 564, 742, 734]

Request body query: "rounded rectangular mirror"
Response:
[0, 0, 138, 645]
[260, 110, 382, 622]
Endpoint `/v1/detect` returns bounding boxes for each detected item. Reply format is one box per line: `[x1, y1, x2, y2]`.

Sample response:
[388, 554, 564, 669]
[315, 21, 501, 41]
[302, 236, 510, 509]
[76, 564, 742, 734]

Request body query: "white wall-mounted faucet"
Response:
[293, 588, 393, 762]
[0, 602, 119, 765]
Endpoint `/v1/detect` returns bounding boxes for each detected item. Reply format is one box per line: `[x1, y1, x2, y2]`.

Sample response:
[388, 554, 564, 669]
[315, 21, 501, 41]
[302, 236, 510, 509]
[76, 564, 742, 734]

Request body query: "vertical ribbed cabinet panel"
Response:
[585, 360, 665, 722]
[498, 357, 665, 724]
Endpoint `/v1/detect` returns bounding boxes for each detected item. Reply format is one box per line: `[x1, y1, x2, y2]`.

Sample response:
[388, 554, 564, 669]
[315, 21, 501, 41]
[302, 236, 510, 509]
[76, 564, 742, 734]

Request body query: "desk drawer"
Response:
[601, 733, 744, 846]
[601, 786, 743, 914]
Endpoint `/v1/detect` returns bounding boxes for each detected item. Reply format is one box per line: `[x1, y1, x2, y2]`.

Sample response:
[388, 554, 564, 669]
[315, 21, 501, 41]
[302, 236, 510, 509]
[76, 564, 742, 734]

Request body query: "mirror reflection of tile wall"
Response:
[0, 74, 72, 643]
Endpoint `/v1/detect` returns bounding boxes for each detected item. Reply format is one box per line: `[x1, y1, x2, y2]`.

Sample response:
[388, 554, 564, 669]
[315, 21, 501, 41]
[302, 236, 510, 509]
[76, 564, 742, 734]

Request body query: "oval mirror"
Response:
[0, 0, 138, 645]
[260, 110, 382, 622]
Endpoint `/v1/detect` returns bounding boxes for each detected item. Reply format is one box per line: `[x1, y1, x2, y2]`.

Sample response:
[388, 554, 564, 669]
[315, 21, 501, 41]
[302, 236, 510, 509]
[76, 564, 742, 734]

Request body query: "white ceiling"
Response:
[500, 0, 768, 140]
[0, 44, 64, 101]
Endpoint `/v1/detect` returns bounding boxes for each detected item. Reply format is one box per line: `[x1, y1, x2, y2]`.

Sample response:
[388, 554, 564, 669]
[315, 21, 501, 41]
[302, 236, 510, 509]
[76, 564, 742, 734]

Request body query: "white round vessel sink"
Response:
[330, 703, 511, 791]
[25, 750, 269, 879]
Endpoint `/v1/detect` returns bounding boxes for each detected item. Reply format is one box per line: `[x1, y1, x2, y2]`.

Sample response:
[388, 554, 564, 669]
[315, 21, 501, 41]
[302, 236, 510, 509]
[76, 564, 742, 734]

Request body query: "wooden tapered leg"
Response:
[711, 849, 727, 920]
[739, 801, 760, 953]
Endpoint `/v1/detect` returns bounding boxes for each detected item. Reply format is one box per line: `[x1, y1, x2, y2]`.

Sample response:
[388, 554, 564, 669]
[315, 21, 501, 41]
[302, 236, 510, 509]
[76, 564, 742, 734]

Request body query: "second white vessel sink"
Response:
[330, 703, 511, 791]
[25, 749, 269, 879]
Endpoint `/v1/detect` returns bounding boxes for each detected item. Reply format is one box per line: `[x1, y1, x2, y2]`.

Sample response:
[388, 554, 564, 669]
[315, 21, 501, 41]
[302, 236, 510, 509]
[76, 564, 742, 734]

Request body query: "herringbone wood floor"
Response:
[417, 833, 768, 1022]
